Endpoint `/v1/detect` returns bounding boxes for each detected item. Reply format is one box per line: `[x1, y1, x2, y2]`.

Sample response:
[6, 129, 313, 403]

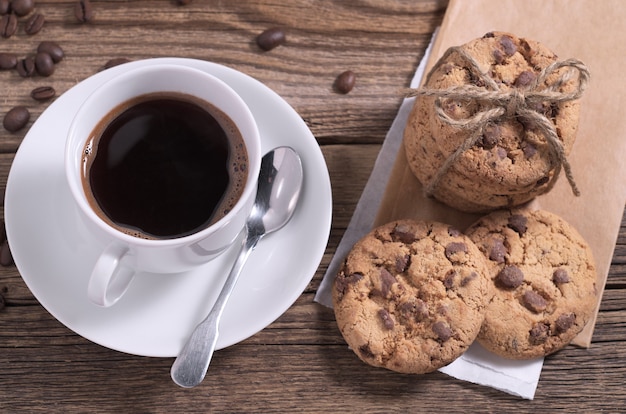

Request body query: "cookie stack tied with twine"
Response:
[403, 32, 590, 212]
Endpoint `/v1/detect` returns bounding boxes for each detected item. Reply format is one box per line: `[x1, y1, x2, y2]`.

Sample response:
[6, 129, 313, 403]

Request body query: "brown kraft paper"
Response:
[375, 0, 626, 347]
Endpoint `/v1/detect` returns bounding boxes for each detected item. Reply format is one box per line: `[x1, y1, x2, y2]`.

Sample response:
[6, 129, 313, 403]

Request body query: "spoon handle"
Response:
[170, 230, 262, 388]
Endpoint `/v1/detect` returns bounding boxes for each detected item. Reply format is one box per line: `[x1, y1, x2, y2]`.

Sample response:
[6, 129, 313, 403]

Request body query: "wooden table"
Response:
[1, 1, 624, 412]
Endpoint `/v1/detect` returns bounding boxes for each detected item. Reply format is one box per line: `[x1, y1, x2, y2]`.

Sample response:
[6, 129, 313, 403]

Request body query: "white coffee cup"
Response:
[65, 63, 261, 307]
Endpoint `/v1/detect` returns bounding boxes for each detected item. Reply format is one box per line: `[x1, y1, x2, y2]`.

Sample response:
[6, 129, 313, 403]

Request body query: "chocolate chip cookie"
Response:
[404, 31, 585, 212]
[332, 220, 491, 373]
[466, 209, 597, 359]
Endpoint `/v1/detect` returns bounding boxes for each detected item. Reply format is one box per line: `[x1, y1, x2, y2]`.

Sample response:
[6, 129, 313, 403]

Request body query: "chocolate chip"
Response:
[460, 272, 478, 287]
[493, 48, 505, 64]
[16, 56, 35, 77]
[536, 176, 550, 186]
[74, 0, 94, 23]
[256, 27, 286, 51]
[0, 292, 5, 310]
[378, 308, 395, 330]
[100, 57, 131, 71]
[514, 70, 536, 88]
[489, 238, 507, 263]
[522, 141, 537, 159]
[3, 106, 30, 132]
[432, 321, 453, 342]
[529, 322, 549, 344]
[175, 0, 192, 4]
[11, 0, 34, 16]
[358, 344, 375, 359]
[549, 103, 560, 118]
[37, 41, 65, 63]
[441, 63, 454, 75]
[395, 254, 410, 273]
[0, 52, 17, 69]
[35, 52, 55, 77]
[0, 240, 12, 266]
[483, 32, 495, 38]
[497, 265, 524, 288]
[468, 70, 485, 87]
[334, 271, 363, 299]
[0, 13, 17, 38]
[448, 227, 462, 237]
[496, 146, 508, 159]
[500, 36, 517, 56]
[24, 12, 45, 35]
[334, 70, 356, 94]
[399, 299, 428, 322]
[445, 242, 467, 262]
[392, 223, 416, 243]
[553, 268, 571, 284]
[522, 290, 547, 313]
[30, 85, 55, 101]
[555, 313, 575, 333]
[507, 214, 528, 236]
[443, 269, 456, 289]
[378, 267, 396, 297]
[480, 124, 501, 149]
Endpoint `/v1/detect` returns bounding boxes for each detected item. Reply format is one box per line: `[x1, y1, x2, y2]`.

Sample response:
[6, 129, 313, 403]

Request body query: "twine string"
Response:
[406, 46, 590, 197]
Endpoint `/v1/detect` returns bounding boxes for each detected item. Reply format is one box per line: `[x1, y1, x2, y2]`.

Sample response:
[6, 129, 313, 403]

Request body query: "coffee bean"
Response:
[0, 13, 17, 38]
[74, 0, 94, 23]
[10, 0, 34, 16]
[35, 51, 54, 76]
[37, 41, 64, 63]
[3, 106, 30, 132]
[334, 70, 356, 94]
[30, 85, 55, 101]
[0, 52, 17, 69]
[256, 27, 286, 51]
[100, 57, 130, 71]
[16, 56, 35, 77]
[0, 0, 9, 15]
[24, 11, 44, 35]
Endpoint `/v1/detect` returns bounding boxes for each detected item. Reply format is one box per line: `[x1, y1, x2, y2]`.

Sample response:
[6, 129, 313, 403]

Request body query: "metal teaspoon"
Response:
[170, 146, 304, 388]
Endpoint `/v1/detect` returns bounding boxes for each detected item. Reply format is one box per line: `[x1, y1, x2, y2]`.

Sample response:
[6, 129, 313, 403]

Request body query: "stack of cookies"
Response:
[332, 33, 596, 374]
[403, 32, 587, 212]
[332, 210, 597, 373]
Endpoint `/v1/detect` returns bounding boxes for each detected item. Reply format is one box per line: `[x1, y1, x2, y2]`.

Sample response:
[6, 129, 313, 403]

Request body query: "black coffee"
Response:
[82, 92, 248, 239]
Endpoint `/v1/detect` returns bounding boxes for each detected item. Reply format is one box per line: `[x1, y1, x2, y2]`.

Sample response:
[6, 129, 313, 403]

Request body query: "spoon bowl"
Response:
[170, 146, 303, 388]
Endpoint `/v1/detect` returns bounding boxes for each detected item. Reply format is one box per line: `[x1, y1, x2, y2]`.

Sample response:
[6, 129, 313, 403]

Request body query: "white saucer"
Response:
[5, 58, 332, 357]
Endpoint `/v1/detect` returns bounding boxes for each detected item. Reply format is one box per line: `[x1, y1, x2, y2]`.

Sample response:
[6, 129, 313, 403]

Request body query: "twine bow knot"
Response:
[407, 46, 590, 197]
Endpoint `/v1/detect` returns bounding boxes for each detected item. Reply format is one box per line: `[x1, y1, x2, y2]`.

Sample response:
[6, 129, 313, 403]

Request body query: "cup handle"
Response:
[87, 243, 135, 307]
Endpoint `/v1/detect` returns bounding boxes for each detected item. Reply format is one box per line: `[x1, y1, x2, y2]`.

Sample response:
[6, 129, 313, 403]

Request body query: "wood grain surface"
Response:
[0, 1, 624, 412]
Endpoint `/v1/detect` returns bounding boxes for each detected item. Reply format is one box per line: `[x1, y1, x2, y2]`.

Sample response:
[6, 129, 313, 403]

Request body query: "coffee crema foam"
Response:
[81, 92, 249, 240]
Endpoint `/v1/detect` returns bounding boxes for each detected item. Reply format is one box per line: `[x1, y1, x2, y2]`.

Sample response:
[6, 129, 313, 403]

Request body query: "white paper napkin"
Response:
[314, 29, 543, 400]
